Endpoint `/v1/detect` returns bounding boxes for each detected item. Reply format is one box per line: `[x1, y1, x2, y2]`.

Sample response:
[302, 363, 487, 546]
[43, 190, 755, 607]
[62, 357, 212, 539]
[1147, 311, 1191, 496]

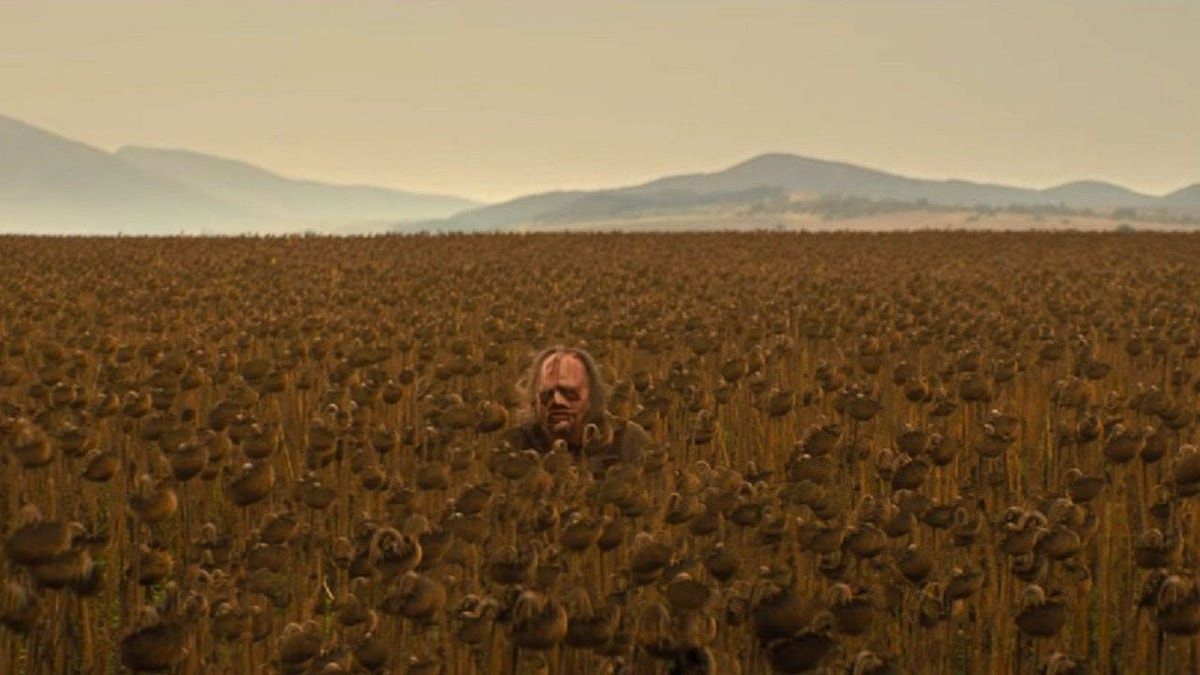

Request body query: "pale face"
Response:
[535, 353, 591, 445]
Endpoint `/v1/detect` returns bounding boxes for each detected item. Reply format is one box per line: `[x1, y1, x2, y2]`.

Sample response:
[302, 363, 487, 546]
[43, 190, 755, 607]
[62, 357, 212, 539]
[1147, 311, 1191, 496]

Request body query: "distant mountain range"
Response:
[413, 152, 1200, 231]
[0, 114, 479, 234]
[2, 113, 1197, 234]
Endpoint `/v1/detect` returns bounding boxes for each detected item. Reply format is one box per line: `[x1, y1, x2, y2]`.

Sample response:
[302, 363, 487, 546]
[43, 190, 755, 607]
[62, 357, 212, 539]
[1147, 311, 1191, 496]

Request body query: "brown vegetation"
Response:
[1, 230, 1199, 673]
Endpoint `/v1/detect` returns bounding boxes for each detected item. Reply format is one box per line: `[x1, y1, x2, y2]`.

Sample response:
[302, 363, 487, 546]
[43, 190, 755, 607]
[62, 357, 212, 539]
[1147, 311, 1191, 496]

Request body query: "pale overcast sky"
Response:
[3, 1, 1197, 202]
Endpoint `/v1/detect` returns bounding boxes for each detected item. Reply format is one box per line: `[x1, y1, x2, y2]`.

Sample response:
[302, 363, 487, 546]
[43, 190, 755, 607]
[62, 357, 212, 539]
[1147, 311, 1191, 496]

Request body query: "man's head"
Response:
[521, 346, 608, 447]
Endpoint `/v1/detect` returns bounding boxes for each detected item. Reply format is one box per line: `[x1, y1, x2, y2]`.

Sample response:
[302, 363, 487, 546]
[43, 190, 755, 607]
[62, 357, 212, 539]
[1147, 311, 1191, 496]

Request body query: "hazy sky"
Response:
[4, 1, 1197, 202]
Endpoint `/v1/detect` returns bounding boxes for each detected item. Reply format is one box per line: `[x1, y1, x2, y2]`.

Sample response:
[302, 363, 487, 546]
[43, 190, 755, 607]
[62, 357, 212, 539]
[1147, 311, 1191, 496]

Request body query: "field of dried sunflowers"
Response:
[2, 231, 1199, 675]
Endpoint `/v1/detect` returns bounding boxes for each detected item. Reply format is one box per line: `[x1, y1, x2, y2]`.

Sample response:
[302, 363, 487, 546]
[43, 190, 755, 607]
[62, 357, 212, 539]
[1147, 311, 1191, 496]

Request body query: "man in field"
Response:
[503, 346, 649, 477]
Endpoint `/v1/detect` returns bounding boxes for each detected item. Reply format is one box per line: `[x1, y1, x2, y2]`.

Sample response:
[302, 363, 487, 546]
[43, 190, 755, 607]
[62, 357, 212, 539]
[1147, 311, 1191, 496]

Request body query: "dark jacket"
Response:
[501, 414, 650, 477]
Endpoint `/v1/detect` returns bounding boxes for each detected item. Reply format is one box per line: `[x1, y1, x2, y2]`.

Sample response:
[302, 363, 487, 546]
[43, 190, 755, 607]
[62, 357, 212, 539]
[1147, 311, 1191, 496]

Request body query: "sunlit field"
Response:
[2, 231, 1199, 674]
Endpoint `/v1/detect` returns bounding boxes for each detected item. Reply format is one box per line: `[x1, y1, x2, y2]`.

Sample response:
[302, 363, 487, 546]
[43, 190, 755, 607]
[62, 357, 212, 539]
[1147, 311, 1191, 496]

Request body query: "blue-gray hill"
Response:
[411, 153, 1197, 231]
[116, 146, 479, 224]
[0, 114, 480, 234]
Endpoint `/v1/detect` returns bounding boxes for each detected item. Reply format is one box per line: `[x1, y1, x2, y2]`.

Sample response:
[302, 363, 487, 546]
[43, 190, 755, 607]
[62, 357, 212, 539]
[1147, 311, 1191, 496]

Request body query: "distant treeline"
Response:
[536, 186, 784, 223]
[746, 194, 1200, 225]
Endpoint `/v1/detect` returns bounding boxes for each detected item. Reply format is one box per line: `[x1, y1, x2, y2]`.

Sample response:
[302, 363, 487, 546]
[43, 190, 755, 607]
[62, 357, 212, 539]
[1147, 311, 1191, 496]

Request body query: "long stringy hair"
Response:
[514, 345, 610, 429]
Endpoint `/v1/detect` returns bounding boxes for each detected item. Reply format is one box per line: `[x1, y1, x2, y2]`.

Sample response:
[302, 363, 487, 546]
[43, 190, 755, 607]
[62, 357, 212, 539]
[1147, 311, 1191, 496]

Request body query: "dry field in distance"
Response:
[1, 230, 1199, 674]
[511, 210, 1197, 234]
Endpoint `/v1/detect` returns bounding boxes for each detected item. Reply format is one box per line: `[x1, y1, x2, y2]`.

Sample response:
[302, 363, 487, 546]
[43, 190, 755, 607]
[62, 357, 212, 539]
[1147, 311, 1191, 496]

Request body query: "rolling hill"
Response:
[413, 153, 1198, 231]
[116, 146, 478, 224]
[1163, 184, 1200, 215]
[1, 115, 252, 234]
[0, 114, 479, 234]
[3, 113, 1195, 234]
[1039, 181, 1158, 209]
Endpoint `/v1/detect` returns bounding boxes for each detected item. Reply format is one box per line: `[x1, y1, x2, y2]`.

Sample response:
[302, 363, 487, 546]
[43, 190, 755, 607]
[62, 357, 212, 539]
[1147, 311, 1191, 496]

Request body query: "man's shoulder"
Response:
[605, 415, 650, 465]
[608, 414, 649, 444]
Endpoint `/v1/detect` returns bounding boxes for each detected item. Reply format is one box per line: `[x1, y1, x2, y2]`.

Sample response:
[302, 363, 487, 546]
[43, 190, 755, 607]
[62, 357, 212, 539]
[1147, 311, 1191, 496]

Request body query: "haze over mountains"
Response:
[2, 113, 1197, 235]
[0, 114, 478, 234]
[417, 153, 1200, 232]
